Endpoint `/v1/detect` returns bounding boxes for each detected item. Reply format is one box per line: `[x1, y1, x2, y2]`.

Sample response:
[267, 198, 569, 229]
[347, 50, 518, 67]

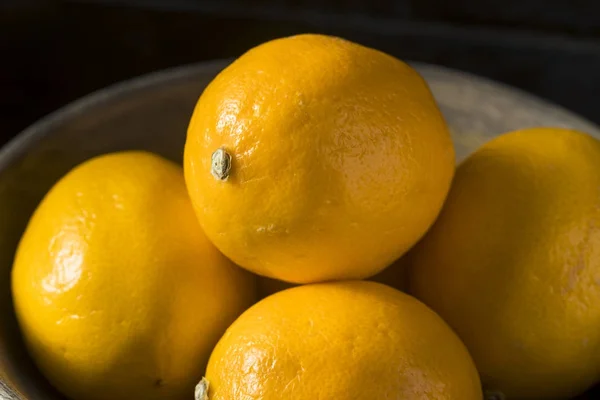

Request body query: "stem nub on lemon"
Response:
[11, 151, 257, 400]
[409, 127, 600, 399]
[201, 281, 482, 400]
[184, 33, 455, 284]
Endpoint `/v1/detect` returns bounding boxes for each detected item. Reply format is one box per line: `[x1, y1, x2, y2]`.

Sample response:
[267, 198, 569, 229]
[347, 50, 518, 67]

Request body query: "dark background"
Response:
[2, 0, 600, 147]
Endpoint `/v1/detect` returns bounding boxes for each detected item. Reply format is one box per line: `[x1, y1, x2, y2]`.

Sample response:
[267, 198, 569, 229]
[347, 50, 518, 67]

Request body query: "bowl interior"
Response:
[1, 60, 600, 399]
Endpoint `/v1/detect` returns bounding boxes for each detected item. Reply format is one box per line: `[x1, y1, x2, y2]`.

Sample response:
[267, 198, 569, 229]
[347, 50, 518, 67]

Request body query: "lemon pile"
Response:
[11, 34, 600, 400]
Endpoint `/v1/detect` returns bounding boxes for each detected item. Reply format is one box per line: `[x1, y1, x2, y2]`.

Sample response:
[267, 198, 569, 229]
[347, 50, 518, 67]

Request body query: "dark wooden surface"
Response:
[1, 0, 600, 148]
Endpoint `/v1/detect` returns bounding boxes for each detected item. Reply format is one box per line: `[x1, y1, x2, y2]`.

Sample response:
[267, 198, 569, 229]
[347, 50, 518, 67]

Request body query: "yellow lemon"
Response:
[12, 151, 256, 400]
[200, 281, 482, 400]
[409, 127, 600, 399]
[184, 33, 455, 284]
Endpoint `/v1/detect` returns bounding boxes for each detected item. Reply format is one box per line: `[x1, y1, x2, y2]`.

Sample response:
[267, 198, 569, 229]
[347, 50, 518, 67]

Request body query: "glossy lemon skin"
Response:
[205, 281, 482, 400]
[184, 33, 455, 284]
[12, 151, 257, 400]
[409, 128, 600, 399]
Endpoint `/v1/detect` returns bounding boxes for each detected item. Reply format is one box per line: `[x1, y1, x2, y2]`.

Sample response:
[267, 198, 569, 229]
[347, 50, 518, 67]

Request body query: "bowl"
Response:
[1, 60, 600, 400]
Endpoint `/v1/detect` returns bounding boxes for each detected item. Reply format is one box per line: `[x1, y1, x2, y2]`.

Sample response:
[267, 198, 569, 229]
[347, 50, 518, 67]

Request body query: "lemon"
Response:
[12, 151, 256, 400]
[201, 281, 482, 399]
[409, 128, 600, 399]
[184, 34, 454, 283]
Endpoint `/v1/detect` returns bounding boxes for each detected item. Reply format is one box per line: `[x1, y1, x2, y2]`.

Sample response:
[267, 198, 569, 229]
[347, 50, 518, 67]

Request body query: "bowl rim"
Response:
[2, 59, 599, 171]
[0, 60, 230, 171]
